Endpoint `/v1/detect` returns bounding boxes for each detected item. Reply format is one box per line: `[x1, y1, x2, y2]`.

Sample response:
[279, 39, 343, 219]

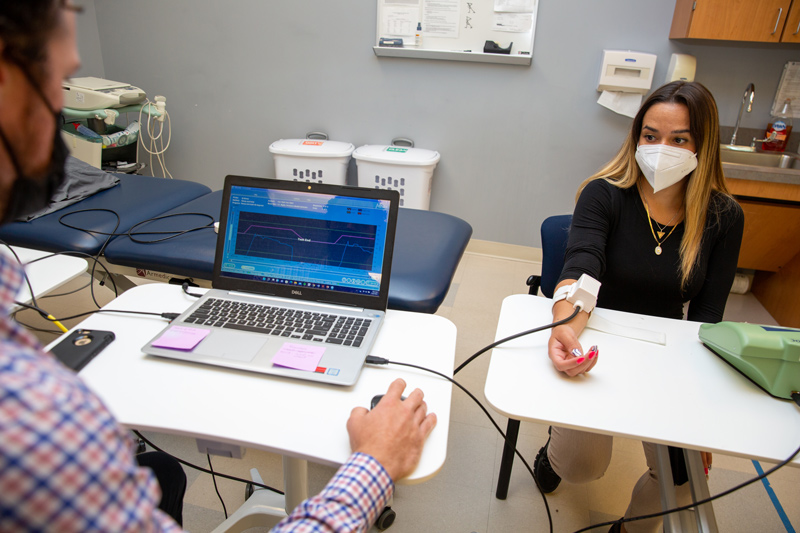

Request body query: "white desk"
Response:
[3, 246, 88, 306]
[51, 284, 455, 529]
[485, 295, 800, 530]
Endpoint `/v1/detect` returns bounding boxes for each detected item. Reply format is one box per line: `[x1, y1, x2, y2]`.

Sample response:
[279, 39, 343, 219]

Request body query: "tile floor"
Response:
[19, 247, 800, 532]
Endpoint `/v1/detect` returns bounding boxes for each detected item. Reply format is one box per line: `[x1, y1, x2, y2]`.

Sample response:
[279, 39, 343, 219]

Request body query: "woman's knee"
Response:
[554, 453, 610, 483]
[548, 428, 613, 483]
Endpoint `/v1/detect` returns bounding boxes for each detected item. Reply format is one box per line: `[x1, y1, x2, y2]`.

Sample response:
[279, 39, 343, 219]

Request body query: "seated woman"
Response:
[536, 81, 744, 533]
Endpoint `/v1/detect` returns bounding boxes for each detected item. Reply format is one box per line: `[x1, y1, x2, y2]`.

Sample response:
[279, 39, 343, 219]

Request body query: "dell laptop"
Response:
[143, 175, 399, 386]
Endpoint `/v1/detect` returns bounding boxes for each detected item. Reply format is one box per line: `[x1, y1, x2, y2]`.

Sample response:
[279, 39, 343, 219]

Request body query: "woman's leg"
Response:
[548, 426, 614, 483]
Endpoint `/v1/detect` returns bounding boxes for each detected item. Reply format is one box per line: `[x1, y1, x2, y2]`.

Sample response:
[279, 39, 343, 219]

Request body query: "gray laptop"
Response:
[143, 175, 399, 386]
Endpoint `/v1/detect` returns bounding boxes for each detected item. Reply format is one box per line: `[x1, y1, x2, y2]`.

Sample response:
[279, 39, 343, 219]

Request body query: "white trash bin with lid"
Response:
[269, 132, 354, 185]
[353, 139, 440, 209]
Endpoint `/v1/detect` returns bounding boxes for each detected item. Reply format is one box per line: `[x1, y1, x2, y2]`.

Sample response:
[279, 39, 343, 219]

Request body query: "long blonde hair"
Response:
[577, 81, 734, 289]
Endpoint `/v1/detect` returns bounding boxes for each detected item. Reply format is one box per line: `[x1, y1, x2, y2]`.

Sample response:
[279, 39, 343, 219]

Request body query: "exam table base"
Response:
[211, 456, 307, 533]
[496, 420, 719, 532]
[94, 264, 211, 293]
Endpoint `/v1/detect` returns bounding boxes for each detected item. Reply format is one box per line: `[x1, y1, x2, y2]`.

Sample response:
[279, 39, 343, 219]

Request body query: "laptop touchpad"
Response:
[193, 331, 264, 362]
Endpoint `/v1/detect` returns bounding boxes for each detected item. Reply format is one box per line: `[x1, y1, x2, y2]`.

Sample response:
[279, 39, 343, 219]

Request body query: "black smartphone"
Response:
[50, 329, 115, 371]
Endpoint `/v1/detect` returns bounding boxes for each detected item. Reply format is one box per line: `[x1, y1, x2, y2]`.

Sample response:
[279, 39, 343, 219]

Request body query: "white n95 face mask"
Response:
[635, 144, 698, 193]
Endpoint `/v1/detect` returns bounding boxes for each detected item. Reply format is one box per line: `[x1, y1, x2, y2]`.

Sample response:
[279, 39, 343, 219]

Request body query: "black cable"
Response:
[56, 208, 213, 305]
[1, 241, 40, 310]
[9, 310, 62, 335]
[24, 249, 121, 304]
[453, 306, 581, 375]
[182, 281, 204, 298]
[1, 243, 122, 335]
[20, 303, 178, 323]
[3, 245, 181, 332]
[59, 208, 214, 243]
[58, 208, 122, 307]
[12, 301, 55, 320]
[366, 357, 554, 533]
[127, 212, 214, 244]
[207, 454, 228, 519]
[40, 278, 93, 299]
[133, 431, 284, 495]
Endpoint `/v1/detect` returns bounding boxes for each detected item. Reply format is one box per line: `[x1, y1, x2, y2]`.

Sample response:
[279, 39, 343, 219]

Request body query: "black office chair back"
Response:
[526, 214, 572, 298]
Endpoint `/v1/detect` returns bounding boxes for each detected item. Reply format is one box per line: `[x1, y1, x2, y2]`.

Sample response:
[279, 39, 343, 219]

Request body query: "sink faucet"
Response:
[731, 83, 755, 146]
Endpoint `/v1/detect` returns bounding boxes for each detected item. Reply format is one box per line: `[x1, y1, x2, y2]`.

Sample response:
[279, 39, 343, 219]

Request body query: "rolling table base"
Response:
[211, 456, 307, 533]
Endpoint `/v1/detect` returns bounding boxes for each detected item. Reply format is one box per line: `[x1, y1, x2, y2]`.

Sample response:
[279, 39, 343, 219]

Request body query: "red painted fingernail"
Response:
[576, 357, 585, 364]
[588, 351, 596, 359]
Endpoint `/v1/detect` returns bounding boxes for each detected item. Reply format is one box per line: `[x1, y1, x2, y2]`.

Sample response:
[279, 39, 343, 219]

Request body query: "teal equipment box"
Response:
[699, 322, 800, 400]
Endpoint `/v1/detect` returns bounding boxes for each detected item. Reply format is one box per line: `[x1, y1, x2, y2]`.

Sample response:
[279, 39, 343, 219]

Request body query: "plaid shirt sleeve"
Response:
[0, 253, 181, 533]
[272, 452, 394, 533]
[0, 343, 181, 532]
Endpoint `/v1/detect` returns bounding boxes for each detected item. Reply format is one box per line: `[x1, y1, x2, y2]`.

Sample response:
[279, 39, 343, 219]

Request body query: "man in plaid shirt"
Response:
[0, 2, 437, 531]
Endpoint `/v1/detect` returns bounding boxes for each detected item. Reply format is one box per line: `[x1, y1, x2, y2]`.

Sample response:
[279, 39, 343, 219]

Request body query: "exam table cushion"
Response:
[103, 190, 222, 280]
[22, 156, 121, 221]
[0, 174, 211, 255]
[103, 198, 472, 314]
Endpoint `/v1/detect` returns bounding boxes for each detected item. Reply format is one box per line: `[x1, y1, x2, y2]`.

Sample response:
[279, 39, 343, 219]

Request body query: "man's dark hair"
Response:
[0, 1, 81, 82]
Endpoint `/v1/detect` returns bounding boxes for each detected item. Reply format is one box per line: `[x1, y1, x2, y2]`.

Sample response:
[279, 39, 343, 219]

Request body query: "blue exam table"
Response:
[0, 174, 211, 255]
[0, 176, 472, 314]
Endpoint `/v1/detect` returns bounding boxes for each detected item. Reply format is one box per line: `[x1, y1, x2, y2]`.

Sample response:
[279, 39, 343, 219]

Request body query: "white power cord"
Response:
[137, 97, 173, 179]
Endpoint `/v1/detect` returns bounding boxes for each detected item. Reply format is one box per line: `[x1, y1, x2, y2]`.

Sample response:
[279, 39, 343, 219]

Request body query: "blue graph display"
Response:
[235, 212, 376, 271]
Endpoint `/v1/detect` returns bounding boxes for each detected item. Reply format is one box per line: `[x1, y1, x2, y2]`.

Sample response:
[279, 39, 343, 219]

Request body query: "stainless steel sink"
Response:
[720, 146, 800, 170]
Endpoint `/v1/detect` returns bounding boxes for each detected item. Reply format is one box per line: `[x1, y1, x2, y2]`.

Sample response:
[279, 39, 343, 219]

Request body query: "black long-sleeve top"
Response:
[558, 179, 744, 323]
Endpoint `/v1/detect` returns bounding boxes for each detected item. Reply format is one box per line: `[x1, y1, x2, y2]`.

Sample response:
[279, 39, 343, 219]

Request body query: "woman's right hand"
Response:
[548, 324, 598, 377]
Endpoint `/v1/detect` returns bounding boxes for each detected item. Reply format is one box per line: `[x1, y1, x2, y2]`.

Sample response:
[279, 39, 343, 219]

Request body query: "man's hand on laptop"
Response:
[347, 378, 437, 481]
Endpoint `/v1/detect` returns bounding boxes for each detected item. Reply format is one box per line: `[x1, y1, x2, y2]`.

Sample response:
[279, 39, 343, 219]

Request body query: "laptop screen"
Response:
[219, 183, 392, 298]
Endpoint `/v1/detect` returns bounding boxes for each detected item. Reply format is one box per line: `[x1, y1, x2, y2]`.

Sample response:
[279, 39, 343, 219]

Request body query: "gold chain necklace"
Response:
[650, 207, 680, 239]
[641, 193, 681, 256]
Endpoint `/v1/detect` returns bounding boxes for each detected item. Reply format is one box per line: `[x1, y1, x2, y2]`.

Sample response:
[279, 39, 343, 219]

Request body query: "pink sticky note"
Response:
[152, 326, 210, 351]
[272, 343, 325, 372]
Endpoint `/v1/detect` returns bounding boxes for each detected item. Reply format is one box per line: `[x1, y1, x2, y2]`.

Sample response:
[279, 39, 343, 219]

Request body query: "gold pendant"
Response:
[657, 231, 665, 239]
[655, 245, 662, 255]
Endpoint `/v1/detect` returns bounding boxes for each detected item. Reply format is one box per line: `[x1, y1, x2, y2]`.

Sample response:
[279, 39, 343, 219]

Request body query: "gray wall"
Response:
[80, 1, 799, 248]
[74, 0, 104, 78]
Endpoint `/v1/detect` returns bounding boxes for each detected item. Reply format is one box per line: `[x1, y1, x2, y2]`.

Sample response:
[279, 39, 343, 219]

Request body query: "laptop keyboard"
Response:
[183, 298, 372, 347]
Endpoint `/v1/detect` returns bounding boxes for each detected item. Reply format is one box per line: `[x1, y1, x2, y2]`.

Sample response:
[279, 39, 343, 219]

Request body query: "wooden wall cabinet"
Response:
[671, 0, 800, 43]
[782, 2, 800, 42]
[726, 177, 800, 328]
[727, 178, 800, 271]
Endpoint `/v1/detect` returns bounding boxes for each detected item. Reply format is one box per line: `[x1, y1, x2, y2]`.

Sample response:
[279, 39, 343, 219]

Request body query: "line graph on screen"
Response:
[234, 212, 376, 270]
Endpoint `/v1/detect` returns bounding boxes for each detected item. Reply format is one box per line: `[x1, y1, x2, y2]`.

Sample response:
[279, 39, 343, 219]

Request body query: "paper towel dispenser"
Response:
[597, 50, 657, 94]
[665, 53, 696, 83]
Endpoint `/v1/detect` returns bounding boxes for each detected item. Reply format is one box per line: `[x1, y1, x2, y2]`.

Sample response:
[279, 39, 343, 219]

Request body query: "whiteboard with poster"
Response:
[373, 0, 538, 66]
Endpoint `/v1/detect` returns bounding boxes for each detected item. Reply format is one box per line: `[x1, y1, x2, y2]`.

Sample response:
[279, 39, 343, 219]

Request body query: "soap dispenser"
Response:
[763, 99, 793, 152]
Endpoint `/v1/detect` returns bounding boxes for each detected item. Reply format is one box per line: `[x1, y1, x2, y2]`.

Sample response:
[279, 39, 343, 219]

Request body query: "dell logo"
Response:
[292, 290, 302, 295]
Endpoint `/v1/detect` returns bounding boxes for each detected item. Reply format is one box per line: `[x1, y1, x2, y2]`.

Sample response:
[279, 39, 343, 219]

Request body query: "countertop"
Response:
[722, 161, 800, 185]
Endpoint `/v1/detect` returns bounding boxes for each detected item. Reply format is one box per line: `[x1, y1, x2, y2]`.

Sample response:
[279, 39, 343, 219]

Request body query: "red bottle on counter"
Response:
[762, 99, 793, 152]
